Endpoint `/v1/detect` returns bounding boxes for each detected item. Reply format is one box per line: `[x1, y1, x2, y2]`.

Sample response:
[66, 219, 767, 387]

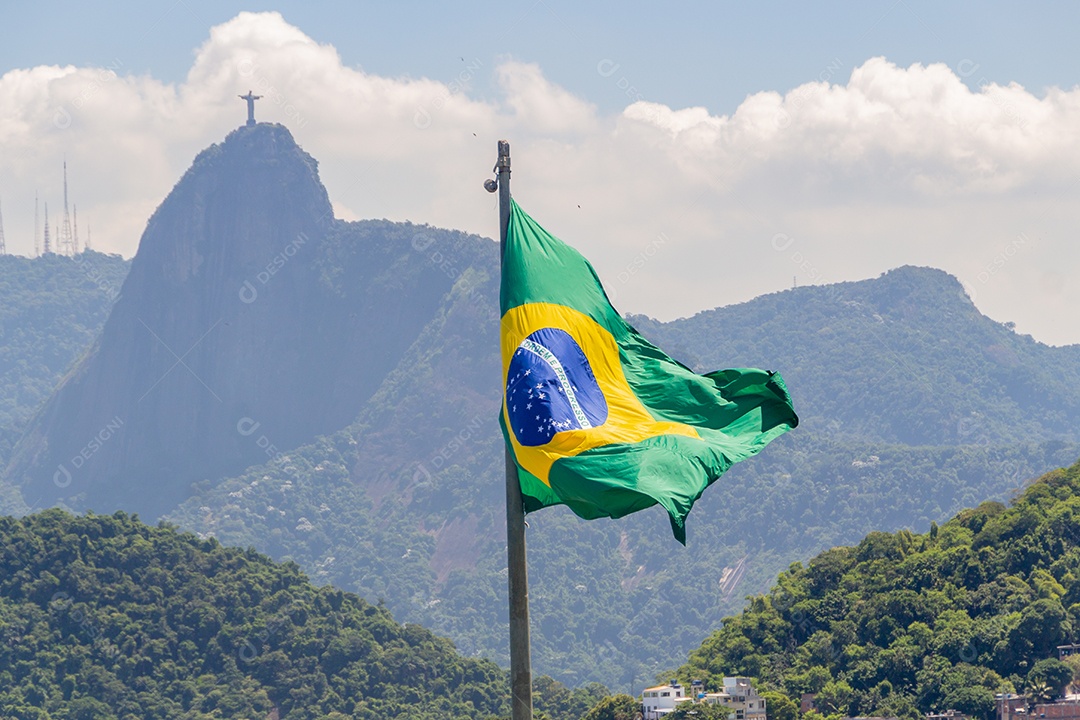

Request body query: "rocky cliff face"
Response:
[5, 123, 469, 517]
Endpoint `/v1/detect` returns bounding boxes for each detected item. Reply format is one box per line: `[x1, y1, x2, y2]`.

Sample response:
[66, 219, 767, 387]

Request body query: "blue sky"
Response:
[3, 3, 1080, 344]
[5, 2, 1077, 117]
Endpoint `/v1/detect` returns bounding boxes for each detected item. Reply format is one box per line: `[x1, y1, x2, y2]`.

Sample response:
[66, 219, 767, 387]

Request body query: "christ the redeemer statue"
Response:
[239, 90, 263, 126]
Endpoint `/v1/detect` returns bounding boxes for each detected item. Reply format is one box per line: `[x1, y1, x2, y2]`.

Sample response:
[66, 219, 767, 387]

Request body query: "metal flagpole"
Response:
[495, 140, 533, 720]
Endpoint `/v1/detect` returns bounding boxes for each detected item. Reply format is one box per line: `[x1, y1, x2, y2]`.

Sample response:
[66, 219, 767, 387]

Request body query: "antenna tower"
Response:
[0, 197, 6, 255]
[73, 205, 79, 253]
[86, 225, 92, 251]
[57, 161, 75, 255]
[43, 203, 52, 254]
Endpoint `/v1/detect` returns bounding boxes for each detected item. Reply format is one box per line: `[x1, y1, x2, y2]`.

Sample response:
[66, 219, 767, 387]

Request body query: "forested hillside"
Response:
[0, 509, 609, 720]
[0, 252, 127, 473]
[676, 459, 1080, 720]
[169, 259, 1080, 689]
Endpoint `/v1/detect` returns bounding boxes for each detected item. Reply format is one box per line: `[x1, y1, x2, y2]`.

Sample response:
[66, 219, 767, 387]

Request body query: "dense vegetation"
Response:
[0, 509, 611, 720]
[0, 252, 127, 471]
[675, 459, 1080, 720]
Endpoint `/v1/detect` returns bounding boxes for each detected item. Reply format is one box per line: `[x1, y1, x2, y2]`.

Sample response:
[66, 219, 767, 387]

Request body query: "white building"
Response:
[641, 677, 768, 720]
[702, 677, 768, 720]
[642, 681, 692, 719]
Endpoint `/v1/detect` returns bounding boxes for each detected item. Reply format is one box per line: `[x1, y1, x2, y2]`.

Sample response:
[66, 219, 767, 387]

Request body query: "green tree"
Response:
[1028, 658, 1073, 700]
[815, 680, 854, 716]
[1002, 599, 1069, 673]
[668, 702, 731, 719]
[1063, 653, 1080, 685]
[802, 711, 843, 720]
[581, 694, 640, 720]
[66, 697, 116, 720]
[762, 691, 799, 720]
[941, 686, 996, 720]
[1027, 681, 1053, 708]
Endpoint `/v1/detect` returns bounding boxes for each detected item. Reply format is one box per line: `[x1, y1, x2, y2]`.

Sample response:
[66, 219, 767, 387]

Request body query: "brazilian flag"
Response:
[500, 200, 798, 543]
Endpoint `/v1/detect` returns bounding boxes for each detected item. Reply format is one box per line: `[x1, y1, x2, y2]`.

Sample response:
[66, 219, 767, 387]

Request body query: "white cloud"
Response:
[1, 12, 1079, 345]
[496, 60, 598, 135]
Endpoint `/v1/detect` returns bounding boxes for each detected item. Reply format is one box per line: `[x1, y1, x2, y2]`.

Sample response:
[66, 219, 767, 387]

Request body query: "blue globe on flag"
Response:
[505, 328, 608, 447]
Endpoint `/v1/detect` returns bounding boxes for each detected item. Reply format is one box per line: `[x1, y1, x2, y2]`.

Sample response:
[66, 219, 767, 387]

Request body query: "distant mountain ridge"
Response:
[631, 266, 1080, 446]
[5, 124, 491, 518]
[3, 122, 1079, 691]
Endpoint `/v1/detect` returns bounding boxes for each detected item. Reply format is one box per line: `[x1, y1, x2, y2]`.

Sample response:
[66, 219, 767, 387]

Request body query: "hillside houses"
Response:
[998, 693, 1080, 720]
[642, 678, 768, 720]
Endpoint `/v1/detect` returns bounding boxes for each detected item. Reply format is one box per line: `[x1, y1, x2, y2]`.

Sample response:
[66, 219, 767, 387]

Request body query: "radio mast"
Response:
[57, 161, 76, 256]
[43, 203, 52, 254]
